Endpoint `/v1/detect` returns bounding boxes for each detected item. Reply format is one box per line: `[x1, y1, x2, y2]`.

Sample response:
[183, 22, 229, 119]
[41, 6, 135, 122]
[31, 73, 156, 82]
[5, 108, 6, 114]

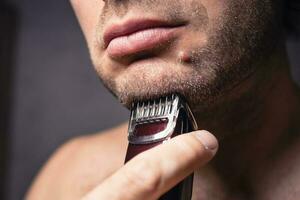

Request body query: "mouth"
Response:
[103, 18, 186, 58]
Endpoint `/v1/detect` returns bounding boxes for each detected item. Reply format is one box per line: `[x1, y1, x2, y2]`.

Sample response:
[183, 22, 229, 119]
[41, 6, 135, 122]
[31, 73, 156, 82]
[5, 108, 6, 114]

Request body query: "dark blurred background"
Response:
[0, 0, 299, 200]
[1, 0, 129, 200]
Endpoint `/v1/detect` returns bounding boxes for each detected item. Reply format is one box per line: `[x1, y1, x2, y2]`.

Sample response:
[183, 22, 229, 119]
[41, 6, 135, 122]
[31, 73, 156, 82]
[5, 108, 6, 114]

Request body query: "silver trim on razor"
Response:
[128, 94, 198, 144]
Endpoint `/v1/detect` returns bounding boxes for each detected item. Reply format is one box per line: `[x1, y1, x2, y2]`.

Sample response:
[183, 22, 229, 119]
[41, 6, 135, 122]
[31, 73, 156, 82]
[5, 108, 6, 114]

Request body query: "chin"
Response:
[109, 66, 213, 109]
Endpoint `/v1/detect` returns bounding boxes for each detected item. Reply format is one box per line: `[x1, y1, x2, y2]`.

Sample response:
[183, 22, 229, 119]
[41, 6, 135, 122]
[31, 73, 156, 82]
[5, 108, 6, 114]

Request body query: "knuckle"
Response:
[124, 157, 161, 195]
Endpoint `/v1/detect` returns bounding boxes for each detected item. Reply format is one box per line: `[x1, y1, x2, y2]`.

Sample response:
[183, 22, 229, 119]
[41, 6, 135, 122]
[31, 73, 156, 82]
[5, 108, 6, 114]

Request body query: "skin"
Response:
[27, 0, 300, 199]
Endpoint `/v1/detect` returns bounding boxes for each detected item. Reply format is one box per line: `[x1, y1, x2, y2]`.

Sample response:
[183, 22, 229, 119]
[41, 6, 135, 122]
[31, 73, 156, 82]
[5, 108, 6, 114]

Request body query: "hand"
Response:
[82, 130, 218, 200]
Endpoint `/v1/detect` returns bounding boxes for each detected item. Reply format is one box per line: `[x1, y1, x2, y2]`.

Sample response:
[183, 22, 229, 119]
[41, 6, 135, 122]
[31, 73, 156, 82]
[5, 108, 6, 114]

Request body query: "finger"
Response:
[82, 130, 218, 200]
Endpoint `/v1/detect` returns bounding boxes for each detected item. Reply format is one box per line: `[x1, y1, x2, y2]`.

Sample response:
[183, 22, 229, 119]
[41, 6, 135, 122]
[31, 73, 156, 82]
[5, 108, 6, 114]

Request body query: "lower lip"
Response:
[106, 27, 182, 58]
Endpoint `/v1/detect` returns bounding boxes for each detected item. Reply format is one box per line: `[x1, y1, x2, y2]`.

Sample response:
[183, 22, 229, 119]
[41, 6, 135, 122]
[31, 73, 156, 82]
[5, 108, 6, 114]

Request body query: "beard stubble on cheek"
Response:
[92, 0, 210, 105]
[92, 0, 280, 109]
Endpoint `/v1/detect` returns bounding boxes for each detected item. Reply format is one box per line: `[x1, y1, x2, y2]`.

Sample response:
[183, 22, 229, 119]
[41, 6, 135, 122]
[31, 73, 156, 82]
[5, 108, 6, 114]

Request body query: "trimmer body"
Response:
[125, 94, 198, 200]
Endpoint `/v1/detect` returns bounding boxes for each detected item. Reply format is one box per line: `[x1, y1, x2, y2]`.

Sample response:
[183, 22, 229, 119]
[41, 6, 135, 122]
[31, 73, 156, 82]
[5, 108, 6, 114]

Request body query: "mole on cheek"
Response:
[178, 50, 192, 63]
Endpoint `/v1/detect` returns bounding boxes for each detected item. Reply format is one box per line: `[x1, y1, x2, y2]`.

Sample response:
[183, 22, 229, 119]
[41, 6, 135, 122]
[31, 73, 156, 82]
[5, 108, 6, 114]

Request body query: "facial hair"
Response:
[92, 0, 282, 110]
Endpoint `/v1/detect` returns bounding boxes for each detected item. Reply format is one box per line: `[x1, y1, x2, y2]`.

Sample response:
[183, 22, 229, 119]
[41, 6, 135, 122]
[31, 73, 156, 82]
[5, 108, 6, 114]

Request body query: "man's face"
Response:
[71, 0, 280, 109]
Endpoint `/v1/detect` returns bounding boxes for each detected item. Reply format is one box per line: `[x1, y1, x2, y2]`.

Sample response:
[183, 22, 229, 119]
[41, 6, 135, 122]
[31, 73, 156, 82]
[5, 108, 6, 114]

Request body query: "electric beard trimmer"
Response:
[125, 94, 198, 200]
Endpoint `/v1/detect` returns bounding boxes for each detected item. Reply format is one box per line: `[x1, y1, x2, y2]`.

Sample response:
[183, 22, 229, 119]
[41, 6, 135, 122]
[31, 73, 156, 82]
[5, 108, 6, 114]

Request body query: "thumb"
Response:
[83, 130, 218, 200]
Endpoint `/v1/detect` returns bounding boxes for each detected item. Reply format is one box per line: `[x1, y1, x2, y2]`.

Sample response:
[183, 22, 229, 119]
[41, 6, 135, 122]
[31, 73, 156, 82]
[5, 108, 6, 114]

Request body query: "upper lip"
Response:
[103, 18, 184, 48]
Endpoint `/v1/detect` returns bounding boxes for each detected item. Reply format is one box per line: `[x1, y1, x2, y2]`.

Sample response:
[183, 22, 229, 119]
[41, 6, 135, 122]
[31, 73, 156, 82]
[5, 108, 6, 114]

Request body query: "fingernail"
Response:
[194, 130, 218, 153]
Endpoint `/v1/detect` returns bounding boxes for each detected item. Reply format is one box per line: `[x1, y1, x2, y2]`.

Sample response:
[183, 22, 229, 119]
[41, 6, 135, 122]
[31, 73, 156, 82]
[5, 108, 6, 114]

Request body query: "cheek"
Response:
[200, 0, 228, 19]
[70, 0, 104, 46]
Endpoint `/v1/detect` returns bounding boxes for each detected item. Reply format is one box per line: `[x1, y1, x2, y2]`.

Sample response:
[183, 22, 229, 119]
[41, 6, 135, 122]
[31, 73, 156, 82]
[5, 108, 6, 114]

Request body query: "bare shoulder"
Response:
[26, 122, 128, 200]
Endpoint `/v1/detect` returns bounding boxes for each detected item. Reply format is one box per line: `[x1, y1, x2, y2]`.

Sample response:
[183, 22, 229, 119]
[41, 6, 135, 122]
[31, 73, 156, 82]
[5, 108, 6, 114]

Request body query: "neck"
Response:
[193, 48, 300, 195]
